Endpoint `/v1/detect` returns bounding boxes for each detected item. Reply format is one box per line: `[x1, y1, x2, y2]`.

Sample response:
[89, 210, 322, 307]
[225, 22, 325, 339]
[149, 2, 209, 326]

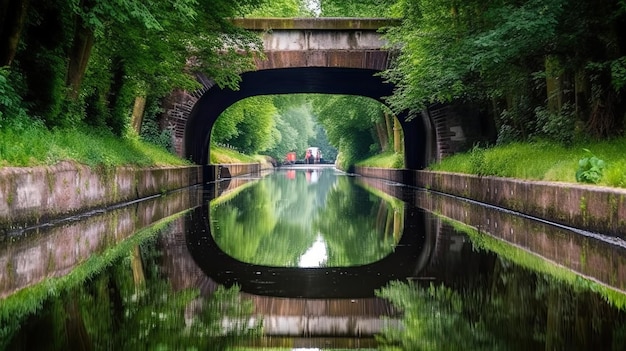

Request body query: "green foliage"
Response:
[319, 0, 398, 17]
[576, 149, 607, 184]
[496, 94, 536, 144]
[210, 144, 259, 164]
[357, 150, 404, 169]
[246, 0, 315, 16]
[0, 67, 28, 127]
[376, 281, 502, 351]
[3, 0, 266, 140]
[430, 137, 626, 188]
[213, 96, 277, 155]
[0, 123, 187, 167]
[469, 144, 488, 176]
[534, 103, 577, 144]
[140, 119, 173, 152]
[264, 95, 317, 160]
[611, 57, 626, 91]
[381, 0, 625, 143]
[312, 94, 385, 169]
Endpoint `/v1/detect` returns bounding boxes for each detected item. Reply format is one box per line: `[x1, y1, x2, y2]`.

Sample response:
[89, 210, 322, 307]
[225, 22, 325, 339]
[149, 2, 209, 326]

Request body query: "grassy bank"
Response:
[357, 137, 626, 188]
[0, 124, 188, 168]
[356, 150, 404, 169]
[429, 138, 626, 188]
[209, 144, 260, 164]
[0, 122, 279, 169]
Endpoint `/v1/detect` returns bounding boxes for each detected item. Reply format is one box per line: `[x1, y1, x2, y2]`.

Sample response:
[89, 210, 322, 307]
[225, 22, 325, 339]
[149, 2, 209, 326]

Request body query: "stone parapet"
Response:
[0, 162, 202, 229]
[355, 166, 626, 238]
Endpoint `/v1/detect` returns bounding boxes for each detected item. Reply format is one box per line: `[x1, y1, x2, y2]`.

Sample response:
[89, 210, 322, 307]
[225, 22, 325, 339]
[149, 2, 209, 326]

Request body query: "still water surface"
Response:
[2, 167, 626, 350]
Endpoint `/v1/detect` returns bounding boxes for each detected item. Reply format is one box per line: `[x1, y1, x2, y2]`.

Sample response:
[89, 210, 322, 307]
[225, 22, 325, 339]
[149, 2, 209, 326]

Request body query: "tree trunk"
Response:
[66, 17, 94, 99]
[0, 0, 30, 66]
[131, 96, 147, 133]
[545, 55, 563, 114]
[393, 117, 402, 153]
[131, 245, 146, 288]
[375, 120, 388, 152]
[384, 111, 393, 150]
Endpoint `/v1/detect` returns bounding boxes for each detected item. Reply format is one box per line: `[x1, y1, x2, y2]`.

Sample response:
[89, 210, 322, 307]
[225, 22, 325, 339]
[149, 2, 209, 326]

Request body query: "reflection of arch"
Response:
[183, 67, 434, 179]
[185, 191, 435, 298]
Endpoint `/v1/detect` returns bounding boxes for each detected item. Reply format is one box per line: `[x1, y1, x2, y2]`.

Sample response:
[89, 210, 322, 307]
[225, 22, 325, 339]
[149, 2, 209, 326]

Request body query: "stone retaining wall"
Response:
[205, 163, 262, 181]
[0, 186, 202, 297]
[0, 162, 202, 229]
[355, 166, 626, 238]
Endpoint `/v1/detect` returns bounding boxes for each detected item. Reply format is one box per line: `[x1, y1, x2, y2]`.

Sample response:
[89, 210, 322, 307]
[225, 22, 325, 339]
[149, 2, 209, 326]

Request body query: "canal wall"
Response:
[0, 161, 202, 230]
[205, 162, 272, 181]
[355, 166, 626, 238]
[0, 186, 203, 298]
[207, 163, 261, 181]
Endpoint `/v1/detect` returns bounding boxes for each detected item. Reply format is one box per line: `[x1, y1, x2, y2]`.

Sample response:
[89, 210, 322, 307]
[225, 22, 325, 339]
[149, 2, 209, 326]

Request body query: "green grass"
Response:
[210, 144, 273, 167]
[428, 138, 626, 188]
[0, 124, 189, 168]
[357, 150, 404, 168]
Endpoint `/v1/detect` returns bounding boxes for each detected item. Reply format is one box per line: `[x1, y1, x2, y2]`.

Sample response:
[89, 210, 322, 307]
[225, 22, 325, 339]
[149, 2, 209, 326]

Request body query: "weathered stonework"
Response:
[0, 162, 202, 229]
[355, 166, 626, 238]
[356, 175, 626, 295]
[0, 186, 202, 298]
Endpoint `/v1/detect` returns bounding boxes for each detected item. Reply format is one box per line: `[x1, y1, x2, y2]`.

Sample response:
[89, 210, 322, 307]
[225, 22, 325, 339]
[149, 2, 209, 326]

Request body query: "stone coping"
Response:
[355, 166, 626, 238]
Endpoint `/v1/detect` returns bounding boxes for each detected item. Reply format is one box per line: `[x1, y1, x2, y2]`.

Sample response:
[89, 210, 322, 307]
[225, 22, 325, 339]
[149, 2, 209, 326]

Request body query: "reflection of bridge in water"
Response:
[238, 294, 401, 339]
[181, 178, 437, 343]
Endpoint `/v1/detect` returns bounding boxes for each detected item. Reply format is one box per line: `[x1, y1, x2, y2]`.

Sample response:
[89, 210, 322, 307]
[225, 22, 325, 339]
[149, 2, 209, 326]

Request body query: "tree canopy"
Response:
[0, 0, 267, 134]
[381, 0, 626, 142]
[3, 0, 625, 169]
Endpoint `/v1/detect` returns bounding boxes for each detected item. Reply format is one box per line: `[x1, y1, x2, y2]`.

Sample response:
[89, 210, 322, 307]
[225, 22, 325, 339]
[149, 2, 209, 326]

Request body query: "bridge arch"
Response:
[164, 18, 494, 176]
[183, 66, 433, 171]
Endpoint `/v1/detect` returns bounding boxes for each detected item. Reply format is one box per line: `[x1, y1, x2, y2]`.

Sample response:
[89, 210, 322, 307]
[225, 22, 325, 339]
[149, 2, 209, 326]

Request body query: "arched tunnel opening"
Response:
[184, 67, 435, 175]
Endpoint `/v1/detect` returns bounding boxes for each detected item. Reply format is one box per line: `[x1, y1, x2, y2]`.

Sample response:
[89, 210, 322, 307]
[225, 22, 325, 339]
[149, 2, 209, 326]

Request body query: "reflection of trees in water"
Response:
[4, 237, 259, 350]
[210, 170, 339, 267]
[377, 256, 626, 350]
[210, 170, 401, 267]
[211, 172, 318, 266]
[314, 176, 401, 267]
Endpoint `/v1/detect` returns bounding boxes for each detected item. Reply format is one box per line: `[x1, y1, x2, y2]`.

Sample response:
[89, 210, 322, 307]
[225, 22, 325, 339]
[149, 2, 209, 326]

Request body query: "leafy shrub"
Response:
[576, 149, 606, 184]
[0, 67, 28, 128]
[535, 103, 577, 144]
[496, 124, 522, 145]
[140, 118, 174, 152]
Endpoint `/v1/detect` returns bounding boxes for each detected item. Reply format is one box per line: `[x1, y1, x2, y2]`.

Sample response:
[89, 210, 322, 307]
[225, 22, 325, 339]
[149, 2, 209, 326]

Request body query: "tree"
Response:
[312, 94, 389, 169]
[212, 96, 277, 154]
[246, 0, 315, 17]
[381, 0, 626, 144]
[1, 0, 267, 134]
[319, 0, 398, 17]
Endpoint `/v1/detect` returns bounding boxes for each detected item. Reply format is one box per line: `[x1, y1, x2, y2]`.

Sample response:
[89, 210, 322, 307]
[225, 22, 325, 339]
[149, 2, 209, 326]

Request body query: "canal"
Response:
[2, 166, 626, 350]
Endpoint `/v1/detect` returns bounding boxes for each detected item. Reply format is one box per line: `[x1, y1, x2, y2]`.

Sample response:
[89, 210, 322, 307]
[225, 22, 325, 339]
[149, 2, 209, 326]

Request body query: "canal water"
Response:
[2, 166, 626, 350]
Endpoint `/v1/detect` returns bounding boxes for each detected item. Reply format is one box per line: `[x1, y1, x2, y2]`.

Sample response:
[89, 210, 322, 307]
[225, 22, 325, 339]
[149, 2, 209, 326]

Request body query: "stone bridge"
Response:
[163, 18, 495, 179]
